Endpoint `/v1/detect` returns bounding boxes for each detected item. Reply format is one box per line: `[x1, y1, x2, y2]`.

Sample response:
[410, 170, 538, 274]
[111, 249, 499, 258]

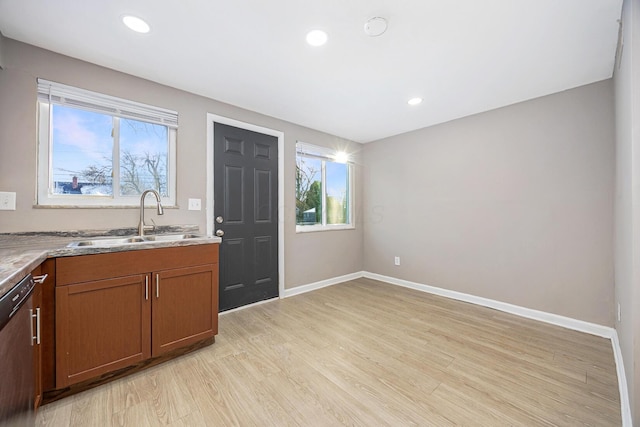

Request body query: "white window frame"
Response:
[295, 141, 354, 233]
[36, 79, 177, 207]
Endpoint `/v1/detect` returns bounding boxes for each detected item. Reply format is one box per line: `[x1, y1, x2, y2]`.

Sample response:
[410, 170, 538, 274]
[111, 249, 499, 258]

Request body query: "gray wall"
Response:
[614, 0, 640, 422]
[0, 39, 363, 290]
[363, 80, 615, 326]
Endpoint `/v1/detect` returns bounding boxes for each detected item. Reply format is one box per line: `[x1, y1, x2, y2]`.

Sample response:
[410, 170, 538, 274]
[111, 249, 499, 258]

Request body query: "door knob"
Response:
[216, 216, 224, 224]
[215, 229, 225, 237]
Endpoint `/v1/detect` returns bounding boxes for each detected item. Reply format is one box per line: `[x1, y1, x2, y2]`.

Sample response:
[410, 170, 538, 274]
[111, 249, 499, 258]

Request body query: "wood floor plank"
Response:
[186, 357, 251, 426]
[36, 396, 72, 426]
[66, 385, 114, 426]
[108, 375, 143, 415]
[111, 401, 157, 427]
[37, 279, 622, 426]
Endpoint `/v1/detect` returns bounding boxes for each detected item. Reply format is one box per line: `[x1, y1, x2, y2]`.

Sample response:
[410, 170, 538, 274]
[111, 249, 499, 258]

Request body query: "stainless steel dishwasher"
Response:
[0, 274, 36, 426]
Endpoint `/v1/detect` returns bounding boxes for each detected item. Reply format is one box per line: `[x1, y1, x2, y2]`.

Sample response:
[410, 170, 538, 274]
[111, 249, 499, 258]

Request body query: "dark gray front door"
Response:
[214, 123, 278, 311]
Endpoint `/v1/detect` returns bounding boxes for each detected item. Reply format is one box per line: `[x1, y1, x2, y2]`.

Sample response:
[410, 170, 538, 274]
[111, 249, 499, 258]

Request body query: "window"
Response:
[37, 79, 177, 206]
[295, 142, 354, 231]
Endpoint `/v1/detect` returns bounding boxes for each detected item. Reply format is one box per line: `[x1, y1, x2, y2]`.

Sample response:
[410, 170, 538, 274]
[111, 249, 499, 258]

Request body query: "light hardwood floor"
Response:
[36, 278, 622, 426]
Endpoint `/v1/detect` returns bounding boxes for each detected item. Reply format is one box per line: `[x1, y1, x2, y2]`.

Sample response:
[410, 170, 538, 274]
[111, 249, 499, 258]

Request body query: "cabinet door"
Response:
[38, 259, 55, 394]
[152, 264, 218, 356]
[31, 278, 42, 410]
[55, 275, 151, 388]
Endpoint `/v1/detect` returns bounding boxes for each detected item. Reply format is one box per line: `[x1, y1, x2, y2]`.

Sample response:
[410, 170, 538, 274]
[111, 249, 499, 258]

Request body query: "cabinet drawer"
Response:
[56, 244, 219, 285]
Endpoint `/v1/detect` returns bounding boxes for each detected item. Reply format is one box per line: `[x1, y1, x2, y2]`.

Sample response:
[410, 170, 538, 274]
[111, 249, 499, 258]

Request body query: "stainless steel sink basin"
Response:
[67, 234, 201, 247]
[142, 234, 200, 241]
[69, 237, 146, 247]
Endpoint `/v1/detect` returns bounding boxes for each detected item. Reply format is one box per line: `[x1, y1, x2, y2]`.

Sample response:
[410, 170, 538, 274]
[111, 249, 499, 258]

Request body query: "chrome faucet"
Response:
[138, 189, 164, 236]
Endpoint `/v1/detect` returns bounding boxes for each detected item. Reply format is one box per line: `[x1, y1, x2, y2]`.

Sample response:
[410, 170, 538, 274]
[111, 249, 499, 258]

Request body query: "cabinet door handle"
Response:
[33, 274, 48, 284]
[145, 276, 149, 301]
[29, 309, 34, 346]
[29, 308, 40, 345]
[156, 274, 160, 298]
[35, 308, 41, 345]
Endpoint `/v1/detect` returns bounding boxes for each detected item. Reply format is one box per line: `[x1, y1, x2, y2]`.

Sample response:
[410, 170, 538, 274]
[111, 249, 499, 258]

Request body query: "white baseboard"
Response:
[282, 271, 365, 298]
[282, 270, 615, 338]
[362, 272, 615, 339]
[611, 330, 633, 426]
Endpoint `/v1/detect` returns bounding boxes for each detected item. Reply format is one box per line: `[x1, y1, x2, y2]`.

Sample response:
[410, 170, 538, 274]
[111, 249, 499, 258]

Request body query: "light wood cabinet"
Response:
[54, 244, 219, 389]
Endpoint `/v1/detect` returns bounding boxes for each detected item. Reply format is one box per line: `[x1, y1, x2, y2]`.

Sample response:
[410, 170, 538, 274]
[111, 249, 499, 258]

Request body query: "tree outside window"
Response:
[295, 142, 352, 231]
[51, 105, 169, 197]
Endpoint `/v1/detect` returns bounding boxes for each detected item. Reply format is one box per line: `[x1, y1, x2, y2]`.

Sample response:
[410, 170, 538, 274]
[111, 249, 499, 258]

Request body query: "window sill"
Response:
[296, 224, 355, 233]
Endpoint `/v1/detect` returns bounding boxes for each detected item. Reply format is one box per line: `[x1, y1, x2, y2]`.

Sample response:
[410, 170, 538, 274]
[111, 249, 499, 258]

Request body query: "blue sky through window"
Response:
[51, 105, 112, 186]
[51, 105, 169, 196]
[326, 161, 347, 201]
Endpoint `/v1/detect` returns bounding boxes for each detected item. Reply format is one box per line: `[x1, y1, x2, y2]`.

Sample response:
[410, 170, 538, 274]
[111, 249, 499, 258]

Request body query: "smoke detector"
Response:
[364, 17, 388, 37]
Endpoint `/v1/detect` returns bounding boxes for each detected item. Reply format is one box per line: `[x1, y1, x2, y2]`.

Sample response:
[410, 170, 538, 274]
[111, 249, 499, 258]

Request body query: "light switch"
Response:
[188, 198, 201, 211]
[0, 192, 16, 210]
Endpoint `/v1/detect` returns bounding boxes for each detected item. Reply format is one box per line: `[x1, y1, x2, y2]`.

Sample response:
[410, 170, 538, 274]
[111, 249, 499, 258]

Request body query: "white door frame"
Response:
[206, 114, 285, 298]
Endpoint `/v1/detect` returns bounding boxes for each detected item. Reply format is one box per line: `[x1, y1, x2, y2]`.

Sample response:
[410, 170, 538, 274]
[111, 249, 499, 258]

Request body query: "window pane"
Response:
[119, 119, 169, 197]
[51, 105, 113, 195]
[296, 156, 322, 225]
[39, 84, 177, 207]
[326, 161, 349, 225]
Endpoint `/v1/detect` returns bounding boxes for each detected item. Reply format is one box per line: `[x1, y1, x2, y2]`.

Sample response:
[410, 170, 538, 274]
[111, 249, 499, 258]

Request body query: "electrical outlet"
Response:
[188, 198, 201, 211]
[617, 303, 621, 322]
[394, 256, 400, 266]
[0, 192, 16, 210]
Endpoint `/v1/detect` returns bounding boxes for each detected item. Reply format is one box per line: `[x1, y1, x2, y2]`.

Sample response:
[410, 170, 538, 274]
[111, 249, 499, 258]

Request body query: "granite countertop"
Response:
[0, 225, 222, 300]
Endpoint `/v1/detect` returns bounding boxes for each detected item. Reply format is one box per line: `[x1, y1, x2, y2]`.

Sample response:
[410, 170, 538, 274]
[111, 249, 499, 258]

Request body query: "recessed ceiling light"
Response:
[408, 97, 423, 106]
[306, 30, 328, 47]
[122, 15, 150, 34]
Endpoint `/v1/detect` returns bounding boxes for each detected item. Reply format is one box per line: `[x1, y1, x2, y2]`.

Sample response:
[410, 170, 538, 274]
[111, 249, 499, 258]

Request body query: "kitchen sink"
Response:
[142, 233, 200, 241]
[67, 234, 202, 248]
[69, 237, 146, 247]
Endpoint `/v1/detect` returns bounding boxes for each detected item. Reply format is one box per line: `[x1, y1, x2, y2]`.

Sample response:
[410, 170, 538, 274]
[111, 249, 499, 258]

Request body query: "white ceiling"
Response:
[0, 0, 623, 143]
